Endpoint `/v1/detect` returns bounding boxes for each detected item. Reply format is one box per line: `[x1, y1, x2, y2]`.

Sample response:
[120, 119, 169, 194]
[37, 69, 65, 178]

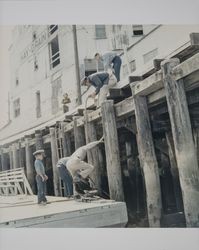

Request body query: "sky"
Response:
[0, 25, 13, 129]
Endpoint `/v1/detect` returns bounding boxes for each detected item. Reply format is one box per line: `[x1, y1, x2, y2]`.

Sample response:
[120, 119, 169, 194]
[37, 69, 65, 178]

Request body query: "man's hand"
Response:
[44, 175, 48, 181]
[88, 92, 96, 98]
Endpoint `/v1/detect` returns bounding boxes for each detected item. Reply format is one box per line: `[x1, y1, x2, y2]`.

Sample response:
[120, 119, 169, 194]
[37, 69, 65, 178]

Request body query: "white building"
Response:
[1, 24, 198, 144]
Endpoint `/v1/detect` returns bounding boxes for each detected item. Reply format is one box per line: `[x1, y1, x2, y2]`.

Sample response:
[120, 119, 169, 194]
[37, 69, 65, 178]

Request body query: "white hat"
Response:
[33, 149, 45, 156]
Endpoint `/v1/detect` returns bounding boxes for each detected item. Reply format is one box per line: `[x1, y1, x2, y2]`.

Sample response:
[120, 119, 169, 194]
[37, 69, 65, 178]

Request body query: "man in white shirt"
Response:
[66, 137, 104, 193]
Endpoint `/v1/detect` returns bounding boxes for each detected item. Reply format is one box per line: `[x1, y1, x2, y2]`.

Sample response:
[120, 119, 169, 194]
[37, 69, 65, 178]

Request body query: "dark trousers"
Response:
[36, 175, 47, 203]
[58, 164, 73, 196]
[113, 56, 122, 82]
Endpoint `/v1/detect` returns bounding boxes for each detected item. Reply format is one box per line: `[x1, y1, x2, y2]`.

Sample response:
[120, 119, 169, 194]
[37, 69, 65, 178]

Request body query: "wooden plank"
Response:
[25, 136, 35, 193]
[133, 94, 162, 227]
[161, 58, 199, 227]
[49, 127, 60, 196]
[133, 52, 199, 96]
[101, 100, 124, 201]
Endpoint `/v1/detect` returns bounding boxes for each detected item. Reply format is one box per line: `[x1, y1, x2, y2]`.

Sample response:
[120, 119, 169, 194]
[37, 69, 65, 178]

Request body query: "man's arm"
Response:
[84, 138, 104, 151]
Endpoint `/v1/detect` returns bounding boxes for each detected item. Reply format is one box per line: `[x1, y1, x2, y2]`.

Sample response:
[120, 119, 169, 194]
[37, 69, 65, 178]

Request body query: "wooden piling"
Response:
[132, 87, 162, 227]
[161, 58, 199, 227]
[84, 111, 102, 190]
[165, 132, 183, 212]
[25, 136, 35, 193]
[0, 148, 7, 171]
[50, 127, 60, 196]
[73, 116, 85, 149]
[101, 100, 124, 201]
[12, 143, 19, 169]
[60, 122, 72, 156]
[35, 130, 43, 150]
[9, 145, 13, 170]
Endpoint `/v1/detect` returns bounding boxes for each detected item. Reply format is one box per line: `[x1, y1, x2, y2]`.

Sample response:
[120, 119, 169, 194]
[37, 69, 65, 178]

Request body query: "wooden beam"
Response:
[101, 100, 124, 201]
[84, 110, 102, 191]
[25, 136, 35, 193]
[165, 132, 183, 212]
[133, 92, 162, 227]
[49, 127, 60, 196]
[161, 58, 199, 227]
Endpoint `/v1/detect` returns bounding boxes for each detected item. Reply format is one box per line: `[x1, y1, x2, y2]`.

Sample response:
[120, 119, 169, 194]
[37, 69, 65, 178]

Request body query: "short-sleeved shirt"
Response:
[34, 159, 45, 176]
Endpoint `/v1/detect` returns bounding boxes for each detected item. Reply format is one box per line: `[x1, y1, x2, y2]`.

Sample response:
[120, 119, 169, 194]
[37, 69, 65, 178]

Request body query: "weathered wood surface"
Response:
[133, 93, 162, 227]
[60, 122, 72, 157]
[101, 100, 124, 202]
[161, 58, 199, 227]
[0, 195, 128, 228]
[49, 127, 60, 196]
[165, 132, 183, 212]
[84, 110, 102, 191]
[25, 136, 35, 193]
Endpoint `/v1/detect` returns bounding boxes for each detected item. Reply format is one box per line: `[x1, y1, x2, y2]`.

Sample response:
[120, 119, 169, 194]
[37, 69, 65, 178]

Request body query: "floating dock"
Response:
[0, 195, 128, 228]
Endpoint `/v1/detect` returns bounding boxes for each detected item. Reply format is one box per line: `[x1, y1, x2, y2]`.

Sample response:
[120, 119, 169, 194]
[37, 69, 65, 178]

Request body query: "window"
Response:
[130, 60, 136, 72]
[143, 48, 158, 64]
[49, 25, 58, 35]
[36, 91, 41, 118]
[132, 25, 143, 36]
[49, 36, 60, 68]
[123, 64, 128, 77]
[13, 98, 20, 118]
[32, 32, 37, 40]
[95, 25, 106, 39]
[34, 57, 38, 71]
[16, 78, 19, 86]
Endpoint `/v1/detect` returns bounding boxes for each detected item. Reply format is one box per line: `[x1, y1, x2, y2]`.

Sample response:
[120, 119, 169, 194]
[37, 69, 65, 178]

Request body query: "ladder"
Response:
[55, 122, 65, 196]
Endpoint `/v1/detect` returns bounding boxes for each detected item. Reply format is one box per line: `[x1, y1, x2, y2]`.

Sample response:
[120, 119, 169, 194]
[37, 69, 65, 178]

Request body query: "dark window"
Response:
[13, 98, 20, 118]
[16, 78, 19, 86]
[95, 25, 106, 39]
[132, 25, 143, 36]
[36, 91, 41, 118]
[49, 36, 60, 68]
[49, 25, 58, 35]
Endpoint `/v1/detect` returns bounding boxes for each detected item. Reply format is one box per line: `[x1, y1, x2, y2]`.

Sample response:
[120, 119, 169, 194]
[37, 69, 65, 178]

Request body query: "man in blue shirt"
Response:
[81, 71, 117, 105]
[95, 52, 122, 82]
[33, 149, 48, 205]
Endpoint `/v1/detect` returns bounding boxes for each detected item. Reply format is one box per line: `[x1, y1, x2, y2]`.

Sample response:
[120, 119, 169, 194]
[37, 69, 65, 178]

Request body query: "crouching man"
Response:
[67, 137, 104, 194]
[33, 149, 48, 205]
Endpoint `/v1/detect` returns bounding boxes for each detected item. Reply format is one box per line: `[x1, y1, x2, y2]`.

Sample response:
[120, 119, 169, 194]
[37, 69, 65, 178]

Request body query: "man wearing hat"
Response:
[81, 71, 117, 106]
[33, 149, 48, 205]
[56, 157, 73, 197]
